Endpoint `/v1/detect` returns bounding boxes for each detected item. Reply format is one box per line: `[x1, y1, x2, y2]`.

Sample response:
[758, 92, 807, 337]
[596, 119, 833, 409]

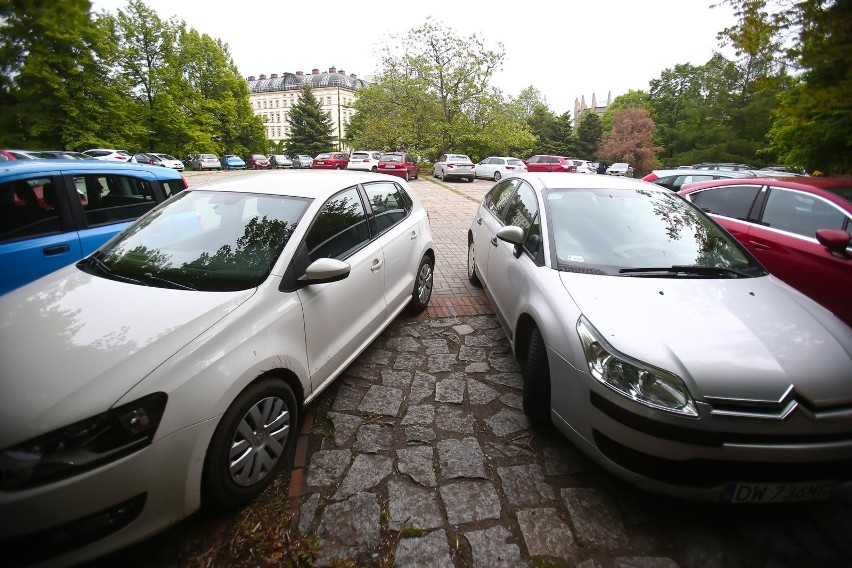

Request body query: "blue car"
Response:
[220, 154, 246, 170]
[0, 159, 185, 294]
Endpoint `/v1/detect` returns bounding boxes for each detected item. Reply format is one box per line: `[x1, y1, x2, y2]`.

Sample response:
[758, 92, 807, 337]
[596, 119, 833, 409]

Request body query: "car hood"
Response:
[560, 273, 852, 405]
[0, 268, 254, 447]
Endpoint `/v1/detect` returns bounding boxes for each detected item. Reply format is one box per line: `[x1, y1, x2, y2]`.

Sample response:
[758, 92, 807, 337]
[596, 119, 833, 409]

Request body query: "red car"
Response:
[244, 154, 270, 169]
[312, 152, 350, 170]
[377, 152, 419, 181]
[524, 155, 577, 173]
[678, 177, 852, 326]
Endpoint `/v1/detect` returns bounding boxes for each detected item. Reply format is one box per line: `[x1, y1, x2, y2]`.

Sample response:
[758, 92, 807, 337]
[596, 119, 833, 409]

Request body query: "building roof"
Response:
[247, 67, 371, 93]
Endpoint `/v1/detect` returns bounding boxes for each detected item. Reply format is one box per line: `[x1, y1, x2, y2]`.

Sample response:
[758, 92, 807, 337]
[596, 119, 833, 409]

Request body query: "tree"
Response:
[598, 107, 661, 176]
[600, 90, 652, 134]
[575, 111, 603, 160]
[284, 84, 335, 158]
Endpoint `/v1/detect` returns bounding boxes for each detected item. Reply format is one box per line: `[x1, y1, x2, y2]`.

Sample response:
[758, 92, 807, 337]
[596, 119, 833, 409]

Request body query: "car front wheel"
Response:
[467, 239, 481, 287]
[523, 327, 551, 424]
[407, 255, 434, 314]
[203, 377, 298, 508]
[494, 171, 501, 181]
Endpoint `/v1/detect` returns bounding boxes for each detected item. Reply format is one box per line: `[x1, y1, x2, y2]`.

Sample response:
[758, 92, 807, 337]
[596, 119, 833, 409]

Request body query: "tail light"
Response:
[506, 166, 515, 170]
[447, 164, 454, 168]
[642, 173, 658, 182]
[181, 175, 189, 189]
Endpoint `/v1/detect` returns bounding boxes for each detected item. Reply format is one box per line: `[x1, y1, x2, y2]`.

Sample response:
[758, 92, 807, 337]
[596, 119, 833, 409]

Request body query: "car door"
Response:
[686, 184, 763, 243]
[471, 179, 519, 290]
[297, 186, 387, 392]
[0, 174, 81, 294]
[476, 158, 492, 179]
[362, 180, 421, 310]
[747, 186, 852, 322]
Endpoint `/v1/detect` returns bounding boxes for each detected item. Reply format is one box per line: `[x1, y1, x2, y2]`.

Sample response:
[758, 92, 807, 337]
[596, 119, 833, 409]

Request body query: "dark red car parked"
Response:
[524, 155, 577, 173]
[312, 152, 349, 170]
[244, 154, 270, 169]
[678, 177, 852, 326]
[377, 152, 419, 181]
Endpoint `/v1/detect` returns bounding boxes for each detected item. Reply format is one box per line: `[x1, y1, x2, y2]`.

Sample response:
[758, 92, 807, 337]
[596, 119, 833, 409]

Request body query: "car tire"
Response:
[414, 169, 418, 180]
[494, 171, 501, 181]
[467, 239, 481, 287]
[407, 255, 434, 314]
[203, 377, 298, 508]
[371, 166, 377, 172]
[404, 170, 410, 182]
[523, 327, 551, 424]
[467, 177, 474, 182]
[336, 166, 342, 170]
[438, 169, 445, 181]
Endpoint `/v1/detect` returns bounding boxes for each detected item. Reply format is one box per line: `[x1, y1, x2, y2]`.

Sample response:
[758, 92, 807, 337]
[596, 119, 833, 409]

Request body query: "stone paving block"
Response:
[464, 333, 495, 347]
[483, 440, 536, 461]
[422, 338, 450, 354]
[517, 507, 575, 559]
[332, 385, 366, 412]
[405, 425, 436, 444]
[359, 348, 393, 366]
[388, 479, 444, 531]
[436, 377, 465, 403]
[397, 445, 437, 487]
[381, 369, 414, 389]
[386, 336, 420, 353]
[353, 423, 395, 453]
[543, 445, 585, 476]
[333, 454, 393, 500]
[464, 361, 490, 373]
[394, 529, 454, 568]
[328, 412, 362, 446]
[357, 384, 403, 417]
[562, 488, 629, 550]
[395, 353, 425, 370]
[467, 379, 500, 405]
[614, 557, 680, 568]
[298, 492, 321, 533]
[465, 525, 522, 568]
[409, 371, 436, 404]
[438, 437, 486, 479]
[401, 404, 435, 426]
[435, 405, 476, 434]
[452, 324, 475, 335]
[485, 408, 531, 436]
[440, 480, 501, 525]
[484, 372, 523, 390]
[458, 345, 486, 362]
[315, 493, 380, 566]
[306, 449, 352, 487]
[499, 392, 523, 410]
[497, 463, 556, 506]
[489, 355, 521, 372]
[427, 353, 457, 373]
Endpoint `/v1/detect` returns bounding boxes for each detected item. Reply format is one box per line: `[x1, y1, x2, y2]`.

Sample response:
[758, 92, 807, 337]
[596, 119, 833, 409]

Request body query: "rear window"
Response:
[381, 154, 403, 163]
[201, 154, 216, 159]
[507, 159, 524, 166]
[351, 153, 369, 159]
[449, 155, 471, 162]
[316, 153, 331, 159]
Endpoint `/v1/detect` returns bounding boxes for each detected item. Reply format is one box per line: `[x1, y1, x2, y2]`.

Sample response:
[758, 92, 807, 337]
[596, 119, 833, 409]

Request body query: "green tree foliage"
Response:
[284, 84, 335, 158]
[575, 111, 603, 160]
[598, 107, 661, 176]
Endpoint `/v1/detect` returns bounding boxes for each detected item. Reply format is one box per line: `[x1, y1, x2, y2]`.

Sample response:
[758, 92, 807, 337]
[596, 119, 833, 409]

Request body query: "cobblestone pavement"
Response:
[87, 171, 851, 568]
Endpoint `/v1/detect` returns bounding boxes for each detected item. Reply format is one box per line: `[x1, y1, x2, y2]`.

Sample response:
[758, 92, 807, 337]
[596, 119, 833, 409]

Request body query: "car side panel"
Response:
[377, 210, 423, 309]
[0, 232, 84, 294]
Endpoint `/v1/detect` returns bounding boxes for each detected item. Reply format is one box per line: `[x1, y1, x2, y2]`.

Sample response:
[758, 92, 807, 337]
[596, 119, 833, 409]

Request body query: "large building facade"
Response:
[246, 67, 371, 149]
[573, 91, 612, 121]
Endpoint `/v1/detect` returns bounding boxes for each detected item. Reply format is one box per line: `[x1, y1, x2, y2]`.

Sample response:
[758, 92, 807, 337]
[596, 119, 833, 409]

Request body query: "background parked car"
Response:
[692, 162, 757, 171]
[35, 150, 97, 160]
[474, 156, 527, 181]
[467, 171, 852, 503]
[83, 148, 132, 162]
[347, 150, 383, 172]
[0, 170, 434, 567]
[524, 155, 578, 173]
[270, 155, 292, 168]
[0, 159, 186, 294]
[571, 159, 598, 174]
[643, 168, 756, 191]
[678, 177, 852, 326]
[150, 153, 185, 171]
[606, 162, 634, 177]
[313, 152, 349, 170]
[377, 152, 419, 181]
[292, 155, 313, 169]
[244, 154, 270, 170]
[221, 154, 247, 170]
[433, 154, 475, 181]
[1, 149, 45, 160]
[131, 152, 166, 166]
[191, 153, 222, 171]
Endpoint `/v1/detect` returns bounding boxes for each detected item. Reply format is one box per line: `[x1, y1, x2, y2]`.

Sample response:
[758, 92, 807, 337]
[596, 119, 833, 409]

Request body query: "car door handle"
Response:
[410, 230, 417, 240]
[491, 237, 498, 247]
[748, 240, 771, 250]
[477, 218, 482, 225]
[43, 244, 70, 256]
[371, 259, 384, 272]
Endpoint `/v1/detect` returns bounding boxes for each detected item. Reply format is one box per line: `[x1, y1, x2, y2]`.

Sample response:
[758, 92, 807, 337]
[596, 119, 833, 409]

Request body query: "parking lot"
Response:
[85, 169, 852, 568]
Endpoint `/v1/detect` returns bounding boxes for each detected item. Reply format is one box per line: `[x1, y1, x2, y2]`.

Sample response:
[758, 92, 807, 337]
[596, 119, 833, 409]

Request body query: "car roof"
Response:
[678, 177, 852, 210]
[651, 169, 756, 178]
[508, 171, 660, 192]
[0, 158, 183, 179]
[188, 170, 409, 199]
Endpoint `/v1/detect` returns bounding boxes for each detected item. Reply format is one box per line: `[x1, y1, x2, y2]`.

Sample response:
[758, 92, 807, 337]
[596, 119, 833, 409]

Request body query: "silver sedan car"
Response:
[0, 171, 435, 566]
[467, 172, 852, 503]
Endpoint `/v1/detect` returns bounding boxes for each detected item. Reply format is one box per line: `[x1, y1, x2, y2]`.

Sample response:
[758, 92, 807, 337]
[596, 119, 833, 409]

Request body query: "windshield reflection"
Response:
[84, 191, 311, 291]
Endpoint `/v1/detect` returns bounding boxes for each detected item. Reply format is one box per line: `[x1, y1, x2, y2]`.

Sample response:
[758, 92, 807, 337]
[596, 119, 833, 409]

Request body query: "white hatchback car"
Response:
[347, 150, 383, 172]
[83, 148, 132, 162]
[150, 152, 185, 171]
[474, 156, 527, 181]
[0, 171, 435, 567]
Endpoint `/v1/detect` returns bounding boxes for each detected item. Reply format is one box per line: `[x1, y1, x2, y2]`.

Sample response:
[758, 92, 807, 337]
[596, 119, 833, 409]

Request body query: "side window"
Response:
[689, 185, 761, 220]
[305, 187, 369, 261]
[162, 179, 185, 199]
[79, 174, 157, 227]
[504, 182, 539, 234]
[364, 181, 409, 233]
[761, 188, 848, 238]
[438, 155, 447, 163]
[527, 156, 540, 164]
[0, 177, 63, 242]
[485, 179, 518, 221]
[672, 174, 713, 191]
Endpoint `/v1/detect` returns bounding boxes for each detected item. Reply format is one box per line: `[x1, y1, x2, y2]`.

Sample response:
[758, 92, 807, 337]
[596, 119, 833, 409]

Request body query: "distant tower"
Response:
[574, 92, 613, 120]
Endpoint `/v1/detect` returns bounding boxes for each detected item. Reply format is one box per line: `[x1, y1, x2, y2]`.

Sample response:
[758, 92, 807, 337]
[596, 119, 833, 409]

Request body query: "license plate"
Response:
[722, 481, 835, 503]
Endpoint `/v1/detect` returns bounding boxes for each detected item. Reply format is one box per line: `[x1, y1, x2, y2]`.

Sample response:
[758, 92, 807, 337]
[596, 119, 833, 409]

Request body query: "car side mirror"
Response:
[299, 258, 351, 285]
[497, 225, 526, 258]
[816, 228, 851, 258]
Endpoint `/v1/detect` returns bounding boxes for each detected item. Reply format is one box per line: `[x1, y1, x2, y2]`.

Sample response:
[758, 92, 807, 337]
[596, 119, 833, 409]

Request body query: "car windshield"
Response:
[155, 154, 177, 160]
[381, 154, 402, 162]
[546, 187, 761, 276]
[80, 190, 311, 292]
[251, 154, 265, 160]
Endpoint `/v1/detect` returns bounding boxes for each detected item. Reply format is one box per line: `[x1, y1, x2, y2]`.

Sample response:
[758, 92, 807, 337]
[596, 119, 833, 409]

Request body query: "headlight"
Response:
[0, 392, 167, 490]
[577, 318, 697, 417]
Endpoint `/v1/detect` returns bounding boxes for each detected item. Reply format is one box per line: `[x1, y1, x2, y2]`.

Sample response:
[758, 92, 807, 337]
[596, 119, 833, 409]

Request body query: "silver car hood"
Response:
[0, 268, 253, 448]
[560, 272, 852, 405]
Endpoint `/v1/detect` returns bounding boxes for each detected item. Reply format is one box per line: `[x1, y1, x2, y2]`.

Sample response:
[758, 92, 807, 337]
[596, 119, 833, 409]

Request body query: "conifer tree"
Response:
[284, 84, 335, 157]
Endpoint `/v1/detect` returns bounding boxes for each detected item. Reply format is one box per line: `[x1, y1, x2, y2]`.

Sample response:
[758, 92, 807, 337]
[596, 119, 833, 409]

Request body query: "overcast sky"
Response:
[92, 0, 738, 116]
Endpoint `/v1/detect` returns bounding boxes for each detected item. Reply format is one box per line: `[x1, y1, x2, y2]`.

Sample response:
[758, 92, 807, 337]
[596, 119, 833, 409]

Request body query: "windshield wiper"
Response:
[140, 272, 197, 291]
[85, 255, 150, 286]
[619, 265, 752, 278]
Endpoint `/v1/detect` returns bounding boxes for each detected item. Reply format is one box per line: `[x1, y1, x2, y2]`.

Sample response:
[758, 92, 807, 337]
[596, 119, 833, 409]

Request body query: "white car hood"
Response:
[0, 268, 253, 447]
[560, 272, 852, 404]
